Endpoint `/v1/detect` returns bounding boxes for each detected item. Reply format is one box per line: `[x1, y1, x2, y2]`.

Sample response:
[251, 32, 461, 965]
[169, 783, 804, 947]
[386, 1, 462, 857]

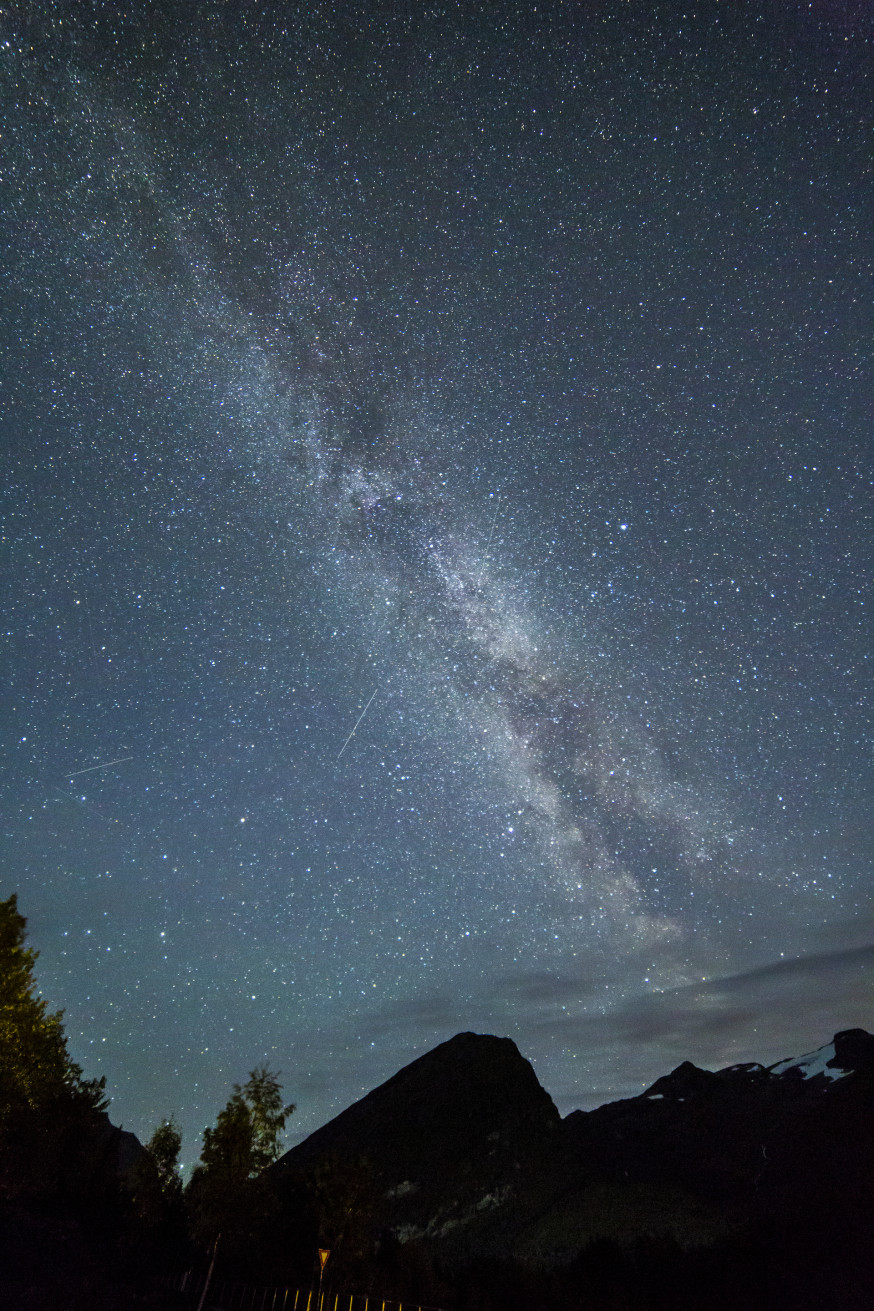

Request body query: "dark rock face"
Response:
[283, 1032, 559, 1175]
[277, 1032, 560, 1240]
[831, 1027, 874, 1074]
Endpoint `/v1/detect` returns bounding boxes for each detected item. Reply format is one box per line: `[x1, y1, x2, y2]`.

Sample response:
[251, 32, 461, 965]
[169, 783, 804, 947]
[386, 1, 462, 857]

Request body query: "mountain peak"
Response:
[769, 1028, 874, 1082]
[279, 1031, 559, 1182]
[641, 1060, 717, 1100]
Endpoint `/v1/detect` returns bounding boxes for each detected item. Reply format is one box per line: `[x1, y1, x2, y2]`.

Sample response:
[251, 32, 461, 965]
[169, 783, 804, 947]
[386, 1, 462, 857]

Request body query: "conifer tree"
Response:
[1, 892, 71, 1116]
[0, 893, 107, 1199]
[0, 893, 107, 1121]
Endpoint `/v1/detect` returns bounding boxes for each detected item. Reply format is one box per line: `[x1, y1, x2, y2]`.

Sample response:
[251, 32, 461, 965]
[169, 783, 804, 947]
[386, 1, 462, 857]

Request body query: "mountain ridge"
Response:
[275, 1025, 874, 1271]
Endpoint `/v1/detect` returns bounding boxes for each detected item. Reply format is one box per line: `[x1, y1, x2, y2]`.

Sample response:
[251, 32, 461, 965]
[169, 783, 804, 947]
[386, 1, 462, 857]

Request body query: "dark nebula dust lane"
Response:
[2, 1, 871, 1161]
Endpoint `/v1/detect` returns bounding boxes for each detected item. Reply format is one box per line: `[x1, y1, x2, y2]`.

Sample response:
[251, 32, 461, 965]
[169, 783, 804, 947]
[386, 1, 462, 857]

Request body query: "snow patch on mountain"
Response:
[769, 1041, 850, 1082]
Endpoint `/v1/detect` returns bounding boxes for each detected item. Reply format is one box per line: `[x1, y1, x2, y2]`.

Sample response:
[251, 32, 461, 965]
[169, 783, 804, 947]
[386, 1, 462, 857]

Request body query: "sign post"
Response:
[195, 1232, 221, 1311]
[317, 1248, 330, 1311]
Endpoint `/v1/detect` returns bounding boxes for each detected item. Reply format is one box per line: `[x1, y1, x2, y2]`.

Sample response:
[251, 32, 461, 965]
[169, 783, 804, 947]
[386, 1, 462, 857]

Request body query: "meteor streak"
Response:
[337, 690, 377, 758]
[65, 756, 133, 778]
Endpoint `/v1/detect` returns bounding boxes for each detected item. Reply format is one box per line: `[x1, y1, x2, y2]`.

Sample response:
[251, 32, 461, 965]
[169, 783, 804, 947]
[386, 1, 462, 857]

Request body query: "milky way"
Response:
[2, 1, 871, 1164]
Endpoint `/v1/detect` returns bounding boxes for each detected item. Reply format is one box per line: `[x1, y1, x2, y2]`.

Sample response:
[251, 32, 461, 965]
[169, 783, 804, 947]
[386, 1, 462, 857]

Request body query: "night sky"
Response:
[3, 1, 871, 1169]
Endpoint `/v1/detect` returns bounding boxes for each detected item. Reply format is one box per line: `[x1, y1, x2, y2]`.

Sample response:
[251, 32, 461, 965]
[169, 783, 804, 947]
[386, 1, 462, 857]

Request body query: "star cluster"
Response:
[2, 1, 871, 1163]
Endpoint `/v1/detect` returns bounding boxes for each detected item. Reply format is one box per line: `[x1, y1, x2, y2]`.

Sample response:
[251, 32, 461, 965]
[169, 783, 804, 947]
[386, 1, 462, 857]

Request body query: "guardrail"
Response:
[171, 1270, 448, 1311]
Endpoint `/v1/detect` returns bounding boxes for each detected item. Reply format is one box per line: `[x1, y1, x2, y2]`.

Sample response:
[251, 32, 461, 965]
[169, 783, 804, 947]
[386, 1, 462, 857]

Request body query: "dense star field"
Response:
[2, 2, 871, 1166]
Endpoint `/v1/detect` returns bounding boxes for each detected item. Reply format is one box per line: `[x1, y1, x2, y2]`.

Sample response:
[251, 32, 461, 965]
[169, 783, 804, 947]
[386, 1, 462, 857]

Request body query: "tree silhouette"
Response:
[0, 893, 108, 1200]
[0, 893, 106, 1120]
[125, 1116, 184, 1231]
[242, 1065, 296, 1170]
[148, 1117, 183, 1196]
[186, 1066, 294, 1252]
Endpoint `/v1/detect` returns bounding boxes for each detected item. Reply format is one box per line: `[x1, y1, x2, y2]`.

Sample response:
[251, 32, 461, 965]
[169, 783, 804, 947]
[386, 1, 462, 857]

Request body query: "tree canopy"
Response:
[125, 1116, 185, 1233]
[0, 893, 108, 1201]
[0, 893, 106, 1124]
[147, 1117, 183, 1196]
[186, 1065, 295, 1247]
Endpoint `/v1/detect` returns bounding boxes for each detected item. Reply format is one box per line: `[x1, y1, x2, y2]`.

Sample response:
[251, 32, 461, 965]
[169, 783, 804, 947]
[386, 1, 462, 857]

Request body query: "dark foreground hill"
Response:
[276, 1028, 874, 1309]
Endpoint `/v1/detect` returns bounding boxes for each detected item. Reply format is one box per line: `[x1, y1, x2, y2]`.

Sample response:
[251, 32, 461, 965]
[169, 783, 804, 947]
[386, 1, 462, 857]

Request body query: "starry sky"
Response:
[2, 1, 872, 1168]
